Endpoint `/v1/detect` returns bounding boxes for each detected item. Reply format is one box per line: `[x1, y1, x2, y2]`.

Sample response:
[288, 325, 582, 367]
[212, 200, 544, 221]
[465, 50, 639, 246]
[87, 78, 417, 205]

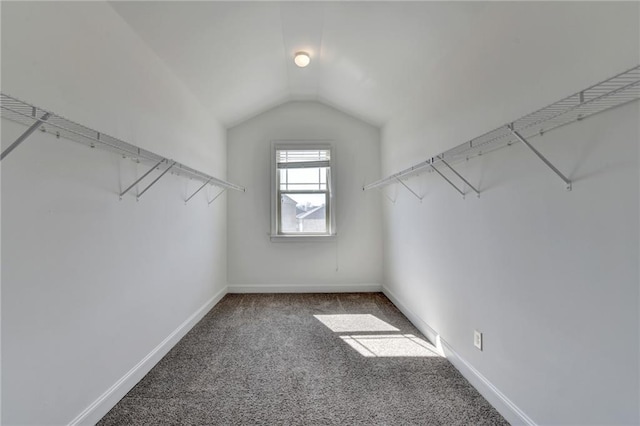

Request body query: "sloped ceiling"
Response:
[109, 1, 486, 128]
[109, 2, 637, 130]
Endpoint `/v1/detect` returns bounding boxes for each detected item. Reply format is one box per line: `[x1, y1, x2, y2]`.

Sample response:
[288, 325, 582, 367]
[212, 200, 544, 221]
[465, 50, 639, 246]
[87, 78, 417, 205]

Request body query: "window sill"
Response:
[270, 234, 337, 243]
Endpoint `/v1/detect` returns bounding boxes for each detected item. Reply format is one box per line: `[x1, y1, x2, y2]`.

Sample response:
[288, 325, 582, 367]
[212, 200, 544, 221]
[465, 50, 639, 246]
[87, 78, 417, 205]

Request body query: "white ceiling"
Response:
[109, 2, 637, 130]
[109, 1, 488, 128]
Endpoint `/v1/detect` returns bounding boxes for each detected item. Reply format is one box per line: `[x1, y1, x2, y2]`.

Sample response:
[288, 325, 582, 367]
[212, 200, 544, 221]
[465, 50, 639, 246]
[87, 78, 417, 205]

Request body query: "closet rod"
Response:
[364, 65, 640, 193]
[0, 93, 246, 194]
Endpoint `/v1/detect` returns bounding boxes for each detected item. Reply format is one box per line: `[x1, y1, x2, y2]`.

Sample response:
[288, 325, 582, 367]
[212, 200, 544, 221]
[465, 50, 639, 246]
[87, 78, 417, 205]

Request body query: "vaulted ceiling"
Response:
[109, 1, 488, 127]
[109, 2, 637, 130]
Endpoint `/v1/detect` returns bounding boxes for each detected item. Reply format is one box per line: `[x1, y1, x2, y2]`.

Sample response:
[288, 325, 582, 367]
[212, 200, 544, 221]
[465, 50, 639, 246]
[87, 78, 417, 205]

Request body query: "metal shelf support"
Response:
[1, 112, 50, 161]
[430, 164, 465, 198]
[363, 65, 639, 194]
[185, 178, 212, 204]
[0, 93, 246, 199]
[384, 193, 397, 204]
[208, 188, 226, 205]
[395, 177, 423, 201]
[373, 186, 397, 204]
[137, 161, 176, 200]
[507, 124, 572, 191]
[120, 159, 165, 199]
[438, 156, 480, 197]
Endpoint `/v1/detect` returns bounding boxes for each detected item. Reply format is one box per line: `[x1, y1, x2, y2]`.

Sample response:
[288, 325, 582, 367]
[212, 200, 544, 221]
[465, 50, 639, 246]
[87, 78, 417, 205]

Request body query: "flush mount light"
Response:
[294, 52, 311, 67]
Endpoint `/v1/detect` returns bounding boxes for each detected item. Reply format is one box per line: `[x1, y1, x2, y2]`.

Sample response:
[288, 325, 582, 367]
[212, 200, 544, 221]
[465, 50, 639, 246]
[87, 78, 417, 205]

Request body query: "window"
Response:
[272, 145, 334, 239]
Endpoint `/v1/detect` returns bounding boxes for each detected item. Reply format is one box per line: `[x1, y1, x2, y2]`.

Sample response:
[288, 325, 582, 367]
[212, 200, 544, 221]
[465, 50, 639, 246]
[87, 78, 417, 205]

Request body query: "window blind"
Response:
[277, 149, 330, 169]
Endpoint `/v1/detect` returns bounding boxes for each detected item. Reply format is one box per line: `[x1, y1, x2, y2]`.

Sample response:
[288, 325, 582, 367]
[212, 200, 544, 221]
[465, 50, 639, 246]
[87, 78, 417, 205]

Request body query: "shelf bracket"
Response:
[1, 112, 51, 161]
[429, 164, 466, 198]
[395, 177, 423, 201]
[508, 125, 572, 191]
[207, 188, 226, 205]
[185, 178, 212, 204]
[119, 159, 165, 199]
[374, 186, 396, 204]
[383, 192, 397, 204]
[137, 161, 176, 200]
[438, 156, 480, 197]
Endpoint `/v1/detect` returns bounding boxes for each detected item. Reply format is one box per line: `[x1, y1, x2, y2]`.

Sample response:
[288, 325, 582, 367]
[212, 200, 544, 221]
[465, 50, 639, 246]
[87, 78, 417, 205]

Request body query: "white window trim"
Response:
[270, 141, 336, 243]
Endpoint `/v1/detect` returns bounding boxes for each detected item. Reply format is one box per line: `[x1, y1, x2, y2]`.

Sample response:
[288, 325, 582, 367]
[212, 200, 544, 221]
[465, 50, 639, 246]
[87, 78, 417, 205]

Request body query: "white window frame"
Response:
[270, 141, 336, 242]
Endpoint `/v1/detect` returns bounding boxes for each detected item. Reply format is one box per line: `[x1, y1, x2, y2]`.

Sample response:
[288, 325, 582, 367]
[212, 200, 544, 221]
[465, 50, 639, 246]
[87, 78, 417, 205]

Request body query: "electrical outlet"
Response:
[474, 330, 483, 351]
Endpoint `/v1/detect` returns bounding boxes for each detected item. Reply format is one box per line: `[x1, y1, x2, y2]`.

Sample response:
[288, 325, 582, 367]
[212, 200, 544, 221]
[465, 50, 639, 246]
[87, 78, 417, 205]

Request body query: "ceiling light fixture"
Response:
[294, 52, 310, 68]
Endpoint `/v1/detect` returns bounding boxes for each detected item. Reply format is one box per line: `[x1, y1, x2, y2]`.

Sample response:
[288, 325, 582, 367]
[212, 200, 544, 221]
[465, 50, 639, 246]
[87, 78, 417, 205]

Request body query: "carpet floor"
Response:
[98, 293, 509, 425]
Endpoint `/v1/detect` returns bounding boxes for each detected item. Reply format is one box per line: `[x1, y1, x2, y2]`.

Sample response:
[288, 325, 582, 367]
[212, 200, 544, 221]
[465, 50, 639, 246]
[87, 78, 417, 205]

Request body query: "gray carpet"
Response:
[98, 293, 509, 425]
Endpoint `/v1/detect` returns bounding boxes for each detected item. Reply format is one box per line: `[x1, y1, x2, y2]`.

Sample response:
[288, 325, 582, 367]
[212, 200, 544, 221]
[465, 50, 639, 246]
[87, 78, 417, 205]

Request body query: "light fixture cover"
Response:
[294, 52, 310, 67]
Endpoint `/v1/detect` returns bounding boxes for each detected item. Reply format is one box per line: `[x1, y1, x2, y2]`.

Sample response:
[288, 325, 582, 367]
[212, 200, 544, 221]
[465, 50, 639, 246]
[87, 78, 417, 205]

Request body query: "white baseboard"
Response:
[68, 286, 228, 426]
[382, 285, 536, 426]
[381, 286, 442, 353]
[440, 339, 536, 426]
[67, 284, 531, 425]
[227, 283, 382, 293]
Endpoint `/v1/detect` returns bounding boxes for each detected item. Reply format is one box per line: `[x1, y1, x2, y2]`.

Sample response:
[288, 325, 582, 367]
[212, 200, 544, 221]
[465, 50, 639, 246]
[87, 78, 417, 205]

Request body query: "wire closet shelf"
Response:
[0, 92, 246, 195]
[363, 65, 640, 193]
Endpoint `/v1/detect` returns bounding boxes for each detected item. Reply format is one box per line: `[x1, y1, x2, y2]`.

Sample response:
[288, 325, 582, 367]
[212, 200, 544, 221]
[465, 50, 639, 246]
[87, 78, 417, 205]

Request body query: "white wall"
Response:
[2, 2, 228, 424]
[381, 1, 639, 172]
[227, 101, 383, 290]
[380, 2, 639, 425]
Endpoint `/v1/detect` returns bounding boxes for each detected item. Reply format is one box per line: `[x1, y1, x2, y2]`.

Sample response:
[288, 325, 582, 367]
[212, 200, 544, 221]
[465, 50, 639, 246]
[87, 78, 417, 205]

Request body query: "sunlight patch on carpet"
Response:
[340, 334, 440, 357]
[314, 314, 400, 333]
[314, 314, 441, 357]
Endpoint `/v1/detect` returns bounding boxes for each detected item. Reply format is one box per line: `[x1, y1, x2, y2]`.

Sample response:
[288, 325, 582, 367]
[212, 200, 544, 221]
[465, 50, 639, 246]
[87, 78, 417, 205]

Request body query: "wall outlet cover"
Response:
[474, 330, 483, 350]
